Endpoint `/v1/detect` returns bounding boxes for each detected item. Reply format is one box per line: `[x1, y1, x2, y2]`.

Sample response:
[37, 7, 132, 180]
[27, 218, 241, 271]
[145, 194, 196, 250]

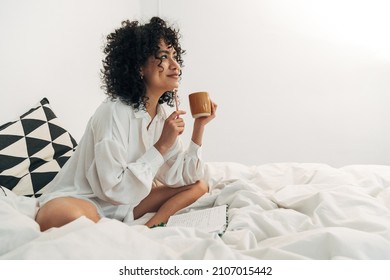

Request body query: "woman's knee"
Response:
[192, 180, 209, 197]
[36, 197, 100, 231]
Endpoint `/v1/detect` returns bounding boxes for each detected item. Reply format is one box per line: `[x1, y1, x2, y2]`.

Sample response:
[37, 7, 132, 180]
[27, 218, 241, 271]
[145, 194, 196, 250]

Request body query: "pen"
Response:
[174, 88, 179, 111]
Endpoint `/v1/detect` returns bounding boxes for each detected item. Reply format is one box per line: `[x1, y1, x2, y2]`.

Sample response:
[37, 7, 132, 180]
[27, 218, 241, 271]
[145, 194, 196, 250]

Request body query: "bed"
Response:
[1, 98, 390, 260]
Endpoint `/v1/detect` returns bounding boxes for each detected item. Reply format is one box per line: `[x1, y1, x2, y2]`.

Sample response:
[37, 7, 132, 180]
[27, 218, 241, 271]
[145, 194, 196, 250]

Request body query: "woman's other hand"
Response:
[194, 100, 217, 127]
[191, 101, 217, 146]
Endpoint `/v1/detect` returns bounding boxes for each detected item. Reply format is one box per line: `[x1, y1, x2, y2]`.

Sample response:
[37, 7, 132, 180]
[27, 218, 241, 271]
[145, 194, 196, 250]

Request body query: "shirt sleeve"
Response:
[86, 139, 164, 205]
[155, 138, 205, 188]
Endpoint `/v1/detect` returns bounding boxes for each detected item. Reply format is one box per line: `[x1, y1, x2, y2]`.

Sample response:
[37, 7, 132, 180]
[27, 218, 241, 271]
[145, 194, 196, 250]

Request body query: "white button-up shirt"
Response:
[39, 98, 204, 220]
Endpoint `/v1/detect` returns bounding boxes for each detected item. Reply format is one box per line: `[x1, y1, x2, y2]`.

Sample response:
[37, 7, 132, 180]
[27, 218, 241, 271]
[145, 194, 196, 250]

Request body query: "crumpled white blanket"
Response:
[1, 162, 390, 259]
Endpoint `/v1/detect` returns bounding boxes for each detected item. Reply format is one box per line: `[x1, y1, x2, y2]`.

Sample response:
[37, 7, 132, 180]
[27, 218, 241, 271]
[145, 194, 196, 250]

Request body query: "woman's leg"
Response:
[133, 180, 208, 227]
[35, 197, 100, 231]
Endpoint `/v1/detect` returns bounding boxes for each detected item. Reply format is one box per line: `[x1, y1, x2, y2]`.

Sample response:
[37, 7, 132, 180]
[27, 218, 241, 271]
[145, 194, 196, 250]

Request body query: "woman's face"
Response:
[141, 40, 181, 96]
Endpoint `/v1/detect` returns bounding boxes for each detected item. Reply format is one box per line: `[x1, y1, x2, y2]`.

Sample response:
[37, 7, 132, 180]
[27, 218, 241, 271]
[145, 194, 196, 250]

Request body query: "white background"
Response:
[1, 260, 389, 279]
[1, 0, 389, 167]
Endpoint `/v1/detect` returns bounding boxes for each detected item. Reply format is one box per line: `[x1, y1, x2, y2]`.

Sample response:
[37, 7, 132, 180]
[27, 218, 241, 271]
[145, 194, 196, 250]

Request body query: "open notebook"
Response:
[166, 204, 228, 236]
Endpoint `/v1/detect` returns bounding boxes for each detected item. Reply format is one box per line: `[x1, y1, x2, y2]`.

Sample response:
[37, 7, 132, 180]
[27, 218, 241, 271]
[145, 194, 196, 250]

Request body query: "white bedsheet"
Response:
[1, 162, 390, 259]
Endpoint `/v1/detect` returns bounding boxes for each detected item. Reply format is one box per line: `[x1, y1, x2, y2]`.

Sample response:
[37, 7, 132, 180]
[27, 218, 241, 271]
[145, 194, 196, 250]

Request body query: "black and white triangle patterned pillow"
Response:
[0, 98, 77, 197]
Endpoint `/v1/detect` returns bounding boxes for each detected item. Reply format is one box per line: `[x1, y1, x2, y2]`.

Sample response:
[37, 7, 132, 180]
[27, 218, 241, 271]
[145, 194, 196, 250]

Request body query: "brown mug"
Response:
[188, 91, 211, 118]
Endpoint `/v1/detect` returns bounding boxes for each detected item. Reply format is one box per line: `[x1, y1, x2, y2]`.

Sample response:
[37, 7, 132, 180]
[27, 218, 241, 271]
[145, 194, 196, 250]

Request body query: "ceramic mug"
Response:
[188, 91, 211, 118]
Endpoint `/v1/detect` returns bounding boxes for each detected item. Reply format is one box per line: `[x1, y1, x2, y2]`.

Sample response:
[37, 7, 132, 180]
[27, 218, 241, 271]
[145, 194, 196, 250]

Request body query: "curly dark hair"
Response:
[101, 17, 185, 111]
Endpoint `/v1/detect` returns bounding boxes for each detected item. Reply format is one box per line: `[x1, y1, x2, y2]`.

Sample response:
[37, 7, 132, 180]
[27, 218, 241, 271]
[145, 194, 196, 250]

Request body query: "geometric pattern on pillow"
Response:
[0, 98, 77, 197]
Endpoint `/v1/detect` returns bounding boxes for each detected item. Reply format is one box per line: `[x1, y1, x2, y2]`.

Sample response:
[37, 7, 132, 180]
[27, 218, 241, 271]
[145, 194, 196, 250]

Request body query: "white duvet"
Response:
[1, 162, 390, 259]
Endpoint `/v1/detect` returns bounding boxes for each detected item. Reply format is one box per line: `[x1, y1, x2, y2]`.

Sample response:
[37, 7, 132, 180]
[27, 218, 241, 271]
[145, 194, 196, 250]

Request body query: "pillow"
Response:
[0, 98, 77, 197]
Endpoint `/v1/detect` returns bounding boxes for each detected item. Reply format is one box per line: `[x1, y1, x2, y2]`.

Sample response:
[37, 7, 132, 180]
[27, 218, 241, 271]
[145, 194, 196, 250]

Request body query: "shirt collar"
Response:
[133, 108, 148, 119]
[133, 104, 167, 120]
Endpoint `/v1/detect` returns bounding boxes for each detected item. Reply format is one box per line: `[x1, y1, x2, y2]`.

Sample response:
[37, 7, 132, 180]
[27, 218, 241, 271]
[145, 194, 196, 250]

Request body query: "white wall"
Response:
[0, 0, 142, 140]
[158, 0, 390, 166]
[1, 0, 390, 167]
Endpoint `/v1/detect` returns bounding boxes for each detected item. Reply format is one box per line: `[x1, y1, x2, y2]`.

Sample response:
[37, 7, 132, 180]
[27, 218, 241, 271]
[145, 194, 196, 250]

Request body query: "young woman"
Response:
[36, 17, 217, 231]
